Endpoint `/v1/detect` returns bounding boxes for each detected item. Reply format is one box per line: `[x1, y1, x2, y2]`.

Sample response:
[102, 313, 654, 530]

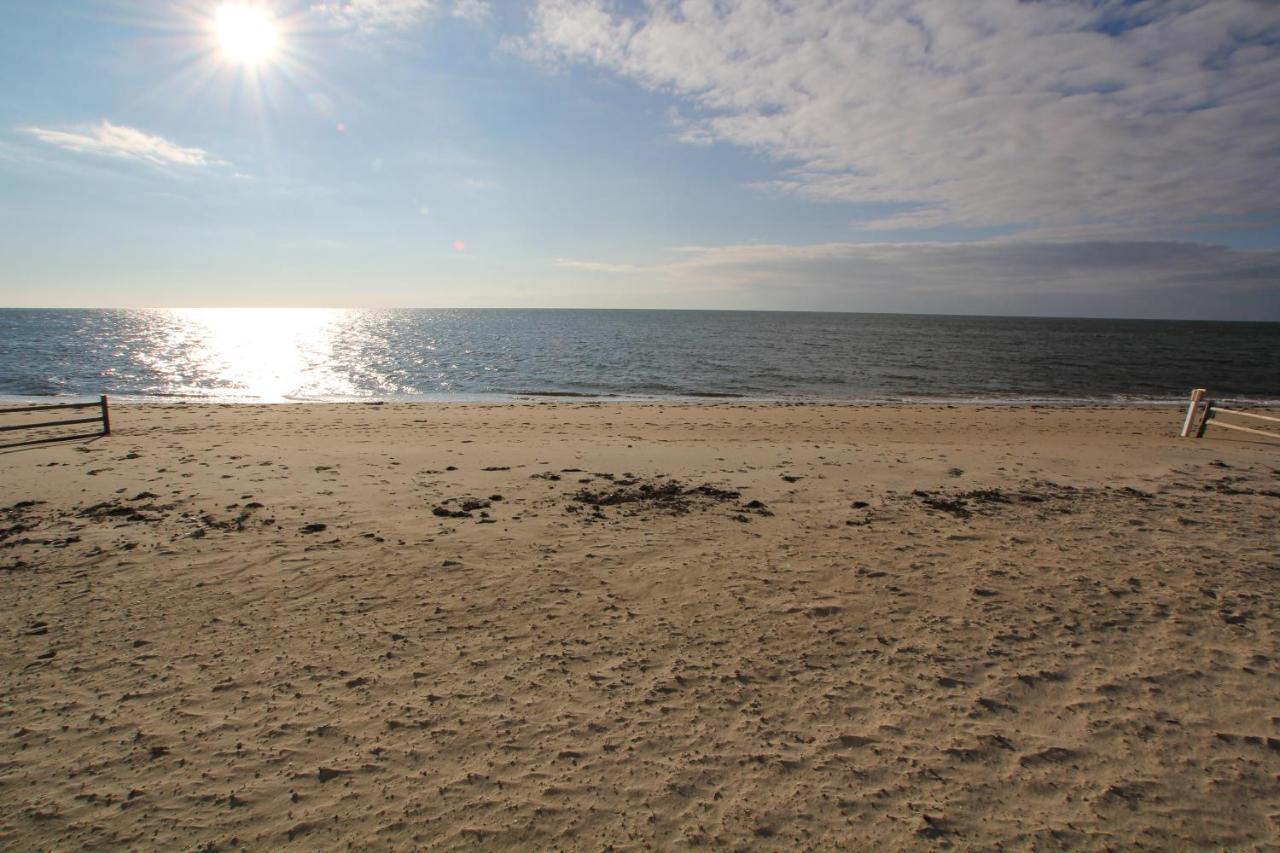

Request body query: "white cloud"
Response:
[451, 0, 491, 22]
[556, 258, 649, 274]
[521, 1, 1280, 233]
[315, 0, 488, 30]
[316, 0, 437, 31]
[555, 239, 1280, 319]
[21, 121, 221, 167]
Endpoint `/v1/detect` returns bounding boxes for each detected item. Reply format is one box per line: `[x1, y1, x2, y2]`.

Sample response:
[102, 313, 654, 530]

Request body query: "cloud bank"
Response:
[522, 0, 1280, 233]
[22, 121, 219, 167]
[557, 240, 1280, 320]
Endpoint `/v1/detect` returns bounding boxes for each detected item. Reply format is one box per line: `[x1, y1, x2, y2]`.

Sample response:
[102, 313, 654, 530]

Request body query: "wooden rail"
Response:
[1193, 396, 1280, 442]
[1204, 419, 1280, 440]
[0, 396, 110, 448]
[1211, 407, 1280, 426]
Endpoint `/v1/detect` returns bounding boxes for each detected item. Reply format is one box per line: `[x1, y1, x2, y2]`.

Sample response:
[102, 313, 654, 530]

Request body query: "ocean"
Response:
[0, 308, 1276, 404]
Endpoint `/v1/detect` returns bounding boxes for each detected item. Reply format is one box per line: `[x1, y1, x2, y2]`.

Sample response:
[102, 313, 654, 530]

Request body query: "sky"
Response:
[1, 0, 1278, 320]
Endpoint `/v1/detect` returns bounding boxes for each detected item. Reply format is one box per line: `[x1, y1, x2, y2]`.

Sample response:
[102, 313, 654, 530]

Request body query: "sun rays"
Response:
[120, 2, 327, 127]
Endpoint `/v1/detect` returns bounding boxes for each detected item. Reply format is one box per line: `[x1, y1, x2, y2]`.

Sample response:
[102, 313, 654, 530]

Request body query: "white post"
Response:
[1180, 388, 1206, 438]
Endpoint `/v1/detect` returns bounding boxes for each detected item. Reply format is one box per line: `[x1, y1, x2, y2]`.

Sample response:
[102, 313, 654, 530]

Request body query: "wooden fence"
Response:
[1181, 388, 1280, 442]
[0, 396, 111, 449]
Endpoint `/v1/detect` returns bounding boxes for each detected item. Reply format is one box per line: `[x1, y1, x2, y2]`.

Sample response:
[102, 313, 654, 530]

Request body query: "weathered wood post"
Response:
[1180, 388, 1205, 438]
[100, 395, 111, 436]
[1195, 400, 1215, 438]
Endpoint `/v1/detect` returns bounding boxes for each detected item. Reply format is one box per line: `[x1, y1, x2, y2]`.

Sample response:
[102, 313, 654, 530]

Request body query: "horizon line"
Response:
[1, 305, 1278, 325]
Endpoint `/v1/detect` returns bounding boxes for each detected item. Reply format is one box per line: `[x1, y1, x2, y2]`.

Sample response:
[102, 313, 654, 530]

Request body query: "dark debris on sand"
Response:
[913, 487, 1016, 519]
[431, 496, 495, 520]
[567, 477, 771, 522]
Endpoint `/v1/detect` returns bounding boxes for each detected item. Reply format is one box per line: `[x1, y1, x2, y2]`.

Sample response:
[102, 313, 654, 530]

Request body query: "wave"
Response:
[677, 391, 747, 398]
[4, 391, 1279, 407]
[511, 390, 619, 398]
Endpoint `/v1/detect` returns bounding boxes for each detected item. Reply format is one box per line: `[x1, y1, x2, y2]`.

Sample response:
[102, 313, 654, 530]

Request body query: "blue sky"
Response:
[1, 0, 1278, 319]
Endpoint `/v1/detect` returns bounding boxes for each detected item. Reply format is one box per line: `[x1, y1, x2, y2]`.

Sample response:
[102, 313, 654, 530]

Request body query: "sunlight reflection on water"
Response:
[145, 308, 361, 402]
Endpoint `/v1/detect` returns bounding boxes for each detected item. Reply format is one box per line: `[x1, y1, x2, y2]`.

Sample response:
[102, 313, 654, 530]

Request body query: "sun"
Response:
[214, 4, 279, 66]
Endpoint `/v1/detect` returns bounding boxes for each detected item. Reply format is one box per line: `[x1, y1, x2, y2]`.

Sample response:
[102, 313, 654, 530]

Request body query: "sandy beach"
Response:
[2, 401, 1278, 850]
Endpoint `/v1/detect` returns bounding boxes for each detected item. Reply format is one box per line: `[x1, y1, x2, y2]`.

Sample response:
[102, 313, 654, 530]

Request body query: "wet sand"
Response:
[2, 402, 1278, 849]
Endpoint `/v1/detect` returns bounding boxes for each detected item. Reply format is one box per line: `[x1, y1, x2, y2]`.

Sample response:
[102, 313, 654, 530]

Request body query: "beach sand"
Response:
[2, 402, 1278, 849]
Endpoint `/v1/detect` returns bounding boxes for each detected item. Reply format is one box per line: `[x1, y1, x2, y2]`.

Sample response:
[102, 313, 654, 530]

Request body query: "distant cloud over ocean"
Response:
[558, 239, 1280, 318]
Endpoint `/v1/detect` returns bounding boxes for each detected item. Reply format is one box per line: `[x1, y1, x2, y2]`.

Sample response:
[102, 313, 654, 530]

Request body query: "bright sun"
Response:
[214, 4, 279, 66]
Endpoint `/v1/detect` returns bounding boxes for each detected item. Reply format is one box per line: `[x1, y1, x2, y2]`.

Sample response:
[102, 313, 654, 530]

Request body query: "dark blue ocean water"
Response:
[0, 308, 1276, 403]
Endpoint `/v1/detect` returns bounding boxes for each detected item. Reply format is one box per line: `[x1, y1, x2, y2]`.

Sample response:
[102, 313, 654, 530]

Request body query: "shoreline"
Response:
[5, 393, 1280, 408]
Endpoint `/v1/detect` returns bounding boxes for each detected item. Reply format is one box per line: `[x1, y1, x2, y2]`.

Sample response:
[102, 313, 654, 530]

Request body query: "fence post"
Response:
[1180, 388, 1206, 438]
[1195, 400, 1214, 438]
[100, 395, 111, 436]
